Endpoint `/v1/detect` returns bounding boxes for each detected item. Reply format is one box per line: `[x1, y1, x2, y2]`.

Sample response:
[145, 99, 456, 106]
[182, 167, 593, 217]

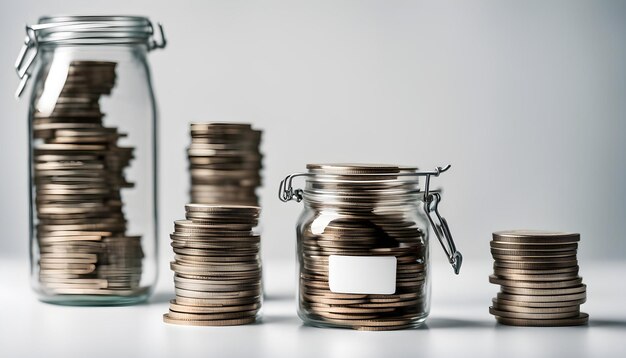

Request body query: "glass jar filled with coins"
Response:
[14, 16, 166, 305]
[279, 164, 463, 330]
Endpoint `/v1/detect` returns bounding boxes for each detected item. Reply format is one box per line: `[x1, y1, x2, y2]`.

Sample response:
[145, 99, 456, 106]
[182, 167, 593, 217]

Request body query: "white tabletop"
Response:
[1, 257, 624, 358]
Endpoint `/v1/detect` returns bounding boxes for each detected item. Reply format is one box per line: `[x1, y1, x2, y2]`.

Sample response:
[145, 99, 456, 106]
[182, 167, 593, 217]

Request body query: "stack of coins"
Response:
[33, 60, 144, 296]
[298, 164, 428, 331]
[489, 230, 588, 326]
[188, 123, 263, 206]
[163, 204, 262, 326]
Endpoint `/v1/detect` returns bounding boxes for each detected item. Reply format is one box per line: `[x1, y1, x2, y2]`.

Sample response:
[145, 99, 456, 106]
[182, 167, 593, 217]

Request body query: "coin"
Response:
[174, 295, 261, 307]
[168, 300, 261, 314]
[497, 291, 586, 303]
[489, 275, 583, 289]
[491, 298, 580, 314]
[489, 306, 579, 320]
[500, 284, 587, 296]
[492, 266, 579, 276]
[494, 296, 586, 308]
[162, 314, 257, 326]
[492, 230, 580, 244]
[494, 312, 589, 326]
[490, 248, 577, 257]
[167, 310, 258, 321]
[493, 268, 578, 282]
[490, 241, 578, 251]
[494, 260, 578, 270]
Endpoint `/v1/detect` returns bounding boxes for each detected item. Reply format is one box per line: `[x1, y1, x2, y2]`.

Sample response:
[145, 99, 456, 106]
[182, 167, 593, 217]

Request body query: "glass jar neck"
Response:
[39, 44, 147, 60]
[302, 175, 422, 209]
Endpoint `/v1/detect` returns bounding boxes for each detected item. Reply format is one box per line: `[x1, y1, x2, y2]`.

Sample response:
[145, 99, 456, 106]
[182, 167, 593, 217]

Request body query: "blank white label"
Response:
[328, 255, 397, 294]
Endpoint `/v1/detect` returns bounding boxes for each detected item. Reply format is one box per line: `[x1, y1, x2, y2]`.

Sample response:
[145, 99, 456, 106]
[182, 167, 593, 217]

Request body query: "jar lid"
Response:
[14, 15, 166, 97]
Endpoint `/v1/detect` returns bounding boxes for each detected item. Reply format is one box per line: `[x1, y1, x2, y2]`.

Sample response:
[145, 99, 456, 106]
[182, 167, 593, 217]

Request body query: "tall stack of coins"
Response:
[489, 230, 588, 326]
[33, 60, 144, 296]
[188, 123, 263, 206]
[298, 164, 428, 331]
[163, 204, 262, 326]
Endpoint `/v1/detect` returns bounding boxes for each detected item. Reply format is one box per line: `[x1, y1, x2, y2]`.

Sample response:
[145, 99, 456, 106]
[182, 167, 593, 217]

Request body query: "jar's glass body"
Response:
[295, 187, 432, 330]
[28, 44, 158, 305]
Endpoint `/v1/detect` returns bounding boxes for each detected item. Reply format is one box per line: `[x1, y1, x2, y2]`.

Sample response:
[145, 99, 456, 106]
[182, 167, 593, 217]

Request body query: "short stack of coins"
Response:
[188, 123, 263, 206]
[489, 230, 588, 326]
[163, 204, 262, 326]
[299, 164, 428, 331]
[33, 60, 144, 296]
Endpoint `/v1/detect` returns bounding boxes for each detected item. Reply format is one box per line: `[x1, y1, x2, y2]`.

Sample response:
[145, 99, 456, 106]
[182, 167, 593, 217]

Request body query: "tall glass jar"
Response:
[14, 16, 166, 305]
[279, 164, 462, 330]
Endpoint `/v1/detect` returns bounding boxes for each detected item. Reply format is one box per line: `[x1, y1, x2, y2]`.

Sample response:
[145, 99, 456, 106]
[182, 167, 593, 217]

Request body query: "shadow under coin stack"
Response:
[489, 230, 588, 326]
[188, 123, 263, 206]
[34, 60, 144, 296]
[299, 164, 428, 331]
[163, 204, 262, 326]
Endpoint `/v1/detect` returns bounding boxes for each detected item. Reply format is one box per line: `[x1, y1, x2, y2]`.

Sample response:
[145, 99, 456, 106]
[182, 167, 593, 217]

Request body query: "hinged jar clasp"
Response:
[419, 165, 463, 274]
[278, 173, 308, 202]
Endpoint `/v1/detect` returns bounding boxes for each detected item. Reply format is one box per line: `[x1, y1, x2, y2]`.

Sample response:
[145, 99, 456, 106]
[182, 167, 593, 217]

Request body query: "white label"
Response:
[328, 255, 397, 294]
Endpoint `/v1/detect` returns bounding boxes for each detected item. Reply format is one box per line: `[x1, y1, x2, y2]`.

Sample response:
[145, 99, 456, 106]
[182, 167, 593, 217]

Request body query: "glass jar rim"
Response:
[31, 15, 161, 47]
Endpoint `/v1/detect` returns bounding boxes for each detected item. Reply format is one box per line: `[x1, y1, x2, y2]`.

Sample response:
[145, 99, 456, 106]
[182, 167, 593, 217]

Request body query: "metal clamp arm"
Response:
[149, 22, 167, 50]
[278, 173, 307, 202]
[14, 27, 38, 98]
[424, 192, 462, 274]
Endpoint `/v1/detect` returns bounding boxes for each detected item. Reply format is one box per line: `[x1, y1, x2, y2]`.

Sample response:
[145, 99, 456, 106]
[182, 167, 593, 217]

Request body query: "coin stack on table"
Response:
[34, 60, 145, 296]
[163, 204, 262, 326]
[489, 230, 588, 326]
[188, 123, 263, 206]
[299, 164, 429, 331]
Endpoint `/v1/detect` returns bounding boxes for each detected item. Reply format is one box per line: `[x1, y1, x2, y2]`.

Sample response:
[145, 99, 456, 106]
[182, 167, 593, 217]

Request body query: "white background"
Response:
[1, 1, 625, 270]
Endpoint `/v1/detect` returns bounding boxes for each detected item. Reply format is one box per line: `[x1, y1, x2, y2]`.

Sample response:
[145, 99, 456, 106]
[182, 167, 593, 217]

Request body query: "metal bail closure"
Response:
[408, 165, 462, 274]
[404, 164, 462, 274]
[14, 27, 38, 98]
[278, 173, 307, 203]
[424, 191, 463, 275]
[148, 22, 167, 50]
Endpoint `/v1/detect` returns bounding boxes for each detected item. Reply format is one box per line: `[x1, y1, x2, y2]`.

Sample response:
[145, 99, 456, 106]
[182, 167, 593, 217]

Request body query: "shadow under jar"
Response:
[279, 164, 462, 330]
[14, 16, 166, 305]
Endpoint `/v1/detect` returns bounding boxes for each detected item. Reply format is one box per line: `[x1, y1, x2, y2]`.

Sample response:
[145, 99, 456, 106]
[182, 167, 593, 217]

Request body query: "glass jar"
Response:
[279, 164, 462, 330]
[14, 16, 166, 305]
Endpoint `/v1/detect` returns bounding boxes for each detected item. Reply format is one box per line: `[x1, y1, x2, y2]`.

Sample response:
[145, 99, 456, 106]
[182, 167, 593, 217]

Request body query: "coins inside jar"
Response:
[297, 164, 429, 330]
[188, 123, 263, 206]
[489, 230, 588, 326]
[33, 60, 146, 296]
[163, 204, 262, 326]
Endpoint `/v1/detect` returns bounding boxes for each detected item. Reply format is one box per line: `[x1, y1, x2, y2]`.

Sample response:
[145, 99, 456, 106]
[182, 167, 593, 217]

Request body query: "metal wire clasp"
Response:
[278, 173, 308, 202]
[148, 22, 167, 50]
[418, 165, 462, 274]
[14, 26, 38, 98]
